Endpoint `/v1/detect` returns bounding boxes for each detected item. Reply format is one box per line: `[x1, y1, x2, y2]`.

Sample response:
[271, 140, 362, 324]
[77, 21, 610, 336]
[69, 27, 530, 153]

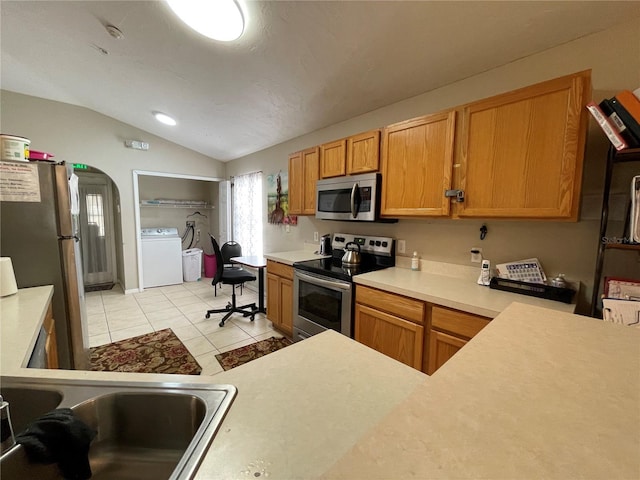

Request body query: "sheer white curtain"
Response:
[232, 171, 263, 256]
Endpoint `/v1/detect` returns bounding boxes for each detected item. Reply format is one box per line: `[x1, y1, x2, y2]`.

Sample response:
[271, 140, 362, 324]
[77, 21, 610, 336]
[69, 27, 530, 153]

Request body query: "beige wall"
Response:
[2, 19, 638, 311]
[227, 18, 640, 314]
[0, 92, 225, 290]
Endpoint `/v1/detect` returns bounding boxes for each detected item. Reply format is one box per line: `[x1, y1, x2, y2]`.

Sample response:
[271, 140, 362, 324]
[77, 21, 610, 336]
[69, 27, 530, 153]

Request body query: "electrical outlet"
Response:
[196, 229, 201, 242]
[397, 239, 406, 254]
[186, 221, 195, 228]
[314, 231, 319, 242]
[471, 247, 483, 263]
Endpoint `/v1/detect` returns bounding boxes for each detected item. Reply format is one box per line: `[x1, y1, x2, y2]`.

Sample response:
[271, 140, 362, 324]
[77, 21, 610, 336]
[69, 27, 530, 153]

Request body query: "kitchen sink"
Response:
[0, 377, 236, 480]
[0, 387, 63, 435]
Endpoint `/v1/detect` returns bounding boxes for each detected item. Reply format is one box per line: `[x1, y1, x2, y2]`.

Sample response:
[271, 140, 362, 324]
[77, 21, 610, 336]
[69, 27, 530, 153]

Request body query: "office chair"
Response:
[205, 235, 257, 327]
[221, 240, 245, 293]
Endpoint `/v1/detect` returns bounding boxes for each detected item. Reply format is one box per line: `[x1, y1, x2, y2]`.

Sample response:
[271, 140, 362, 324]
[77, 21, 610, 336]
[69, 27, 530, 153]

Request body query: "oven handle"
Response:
[295, 270, 352, 291]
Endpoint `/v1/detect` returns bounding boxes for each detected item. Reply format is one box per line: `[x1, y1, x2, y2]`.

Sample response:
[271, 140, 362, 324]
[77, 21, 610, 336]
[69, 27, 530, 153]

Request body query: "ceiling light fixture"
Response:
[166, 0, 245, 42]
[153, 112, 177, 126]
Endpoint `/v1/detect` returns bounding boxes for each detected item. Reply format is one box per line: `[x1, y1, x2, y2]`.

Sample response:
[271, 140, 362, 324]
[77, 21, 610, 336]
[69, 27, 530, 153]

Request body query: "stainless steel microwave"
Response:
[316, 172, 381, 221]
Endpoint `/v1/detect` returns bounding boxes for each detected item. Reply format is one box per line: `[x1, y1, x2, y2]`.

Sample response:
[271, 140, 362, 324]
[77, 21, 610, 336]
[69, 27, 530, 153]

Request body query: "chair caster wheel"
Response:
[205, 313, 211, 319]
[226, 302, 232, 309]
[219, 321, 224, 327]
[250, 315, 255, 321]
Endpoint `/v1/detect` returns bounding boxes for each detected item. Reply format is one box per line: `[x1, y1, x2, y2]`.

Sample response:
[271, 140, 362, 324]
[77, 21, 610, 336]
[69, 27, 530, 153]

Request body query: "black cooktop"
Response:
[293, 253, 393, 283]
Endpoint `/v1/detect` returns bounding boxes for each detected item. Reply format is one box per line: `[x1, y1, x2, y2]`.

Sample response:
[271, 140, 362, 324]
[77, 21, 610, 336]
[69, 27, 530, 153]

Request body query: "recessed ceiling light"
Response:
[166, 0, 245, 42]
[153, 112, 177, 126]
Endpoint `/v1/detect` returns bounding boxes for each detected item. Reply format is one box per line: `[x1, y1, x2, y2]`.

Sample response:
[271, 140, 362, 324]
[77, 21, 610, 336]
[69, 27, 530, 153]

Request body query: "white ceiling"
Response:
[2, 1, 639, 162]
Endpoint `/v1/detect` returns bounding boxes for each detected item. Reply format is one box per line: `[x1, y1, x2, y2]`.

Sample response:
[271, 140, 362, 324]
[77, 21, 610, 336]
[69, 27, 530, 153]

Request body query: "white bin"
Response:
[182, 248, 203, 282]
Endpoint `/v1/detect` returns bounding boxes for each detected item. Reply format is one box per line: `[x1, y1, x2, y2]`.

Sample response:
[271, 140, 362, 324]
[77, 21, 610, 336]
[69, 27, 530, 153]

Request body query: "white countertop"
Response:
[264, 249, 329, 266]
[323, 303, 640, 479]
[356, 266, 576, 317]
[3, 288, 638, 479]
[0, 285, 54, 370]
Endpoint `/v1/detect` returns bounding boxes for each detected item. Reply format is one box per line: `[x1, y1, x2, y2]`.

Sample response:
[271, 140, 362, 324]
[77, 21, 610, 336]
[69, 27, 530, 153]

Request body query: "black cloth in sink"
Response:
[15, 408, 96, 480]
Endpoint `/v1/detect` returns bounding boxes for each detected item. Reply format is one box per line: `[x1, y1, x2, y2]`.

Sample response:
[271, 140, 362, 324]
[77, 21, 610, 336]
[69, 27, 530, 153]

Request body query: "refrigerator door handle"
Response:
[59, 235, 81, 242]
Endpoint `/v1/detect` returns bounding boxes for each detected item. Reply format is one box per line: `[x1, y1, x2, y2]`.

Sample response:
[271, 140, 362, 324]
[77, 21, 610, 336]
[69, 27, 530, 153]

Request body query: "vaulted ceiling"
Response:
[2, 1, 639, 161]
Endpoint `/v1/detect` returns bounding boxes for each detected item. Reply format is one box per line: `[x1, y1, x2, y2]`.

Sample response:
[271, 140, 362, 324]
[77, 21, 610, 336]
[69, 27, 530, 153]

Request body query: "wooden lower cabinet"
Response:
[426, 305, 490, 374]
[355, 286, 425, 370]
[43, 301, 59, 369]
[355, 285, 491, 374]
[355, 304, 423, 369]
[428, 330, 466, 374]
[266, 260, 293, 335]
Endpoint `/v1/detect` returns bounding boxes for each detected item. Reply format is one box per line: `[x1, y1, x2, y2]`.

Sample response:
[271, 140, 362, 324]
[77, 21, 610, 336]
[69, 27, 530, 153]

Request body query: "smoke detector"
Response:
[106, 25, 124, 40]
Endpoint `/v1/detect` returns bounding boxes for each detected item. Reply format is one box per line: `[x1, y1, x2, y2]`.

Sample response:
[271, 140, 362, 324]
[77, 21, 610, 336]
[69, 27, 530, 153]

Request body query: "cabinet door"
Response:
[43, 303, 59, 369]
[427, 329, 467, 375]
[288, 152, 303, 215]
[266, 272, 281, 327]
[302, 147, 320, 215]
[456, 70, 590, 220]
[381, 110, 456, 216]
[347, 129, 380, 174]
[280, 277, 293, 335]
[355, 304, 424, 369]
[320, 139, 347, 178]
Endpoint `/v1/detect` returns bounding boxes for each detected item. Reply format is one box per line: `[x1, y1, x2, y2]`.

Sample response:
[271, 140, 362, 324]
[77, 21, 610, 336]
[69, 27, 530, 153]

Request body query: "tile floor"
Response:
[86, 278, 284, 376]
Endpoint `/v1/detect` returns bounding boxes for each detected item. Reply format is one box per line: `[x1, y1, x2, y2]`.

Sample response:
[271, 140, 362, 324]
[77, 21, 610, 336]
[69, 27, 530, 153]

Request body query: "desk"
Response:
[231, 256, 267, 313]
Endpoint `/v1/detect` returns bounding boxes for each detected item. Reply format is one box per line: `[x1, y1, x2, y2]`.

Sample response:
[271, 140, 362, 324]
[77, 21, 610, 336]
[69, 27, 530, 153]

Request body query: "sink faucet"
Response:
[0, 395, 16, 454]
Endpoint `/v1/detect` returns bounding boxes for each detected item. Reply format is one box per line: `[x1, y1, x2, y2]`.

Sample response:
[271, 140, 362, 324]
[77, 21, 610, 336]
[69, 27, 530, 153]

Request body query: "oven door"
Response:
[293, 270, 352, 341]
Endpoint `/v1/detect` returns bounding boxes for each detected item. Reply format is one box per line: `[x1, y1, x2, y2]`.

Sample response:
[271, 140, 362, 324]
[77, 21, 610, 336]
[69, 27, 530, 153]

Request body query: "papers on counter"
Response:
[602, 298, 640, 328]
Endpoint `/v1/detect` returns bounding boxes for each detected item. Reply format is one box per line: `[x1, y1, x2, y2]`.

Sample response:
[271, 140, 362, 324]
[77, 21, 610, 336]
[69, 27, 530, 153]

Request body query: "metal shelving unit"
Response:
[590, 145, 640, 317]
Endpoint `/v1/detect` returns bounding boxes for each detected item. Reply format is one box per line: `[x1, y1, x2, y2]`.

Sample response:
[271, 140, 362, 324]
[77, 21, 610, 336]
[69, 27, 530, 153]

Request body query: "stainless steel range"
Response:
[292, 233, 395, 342]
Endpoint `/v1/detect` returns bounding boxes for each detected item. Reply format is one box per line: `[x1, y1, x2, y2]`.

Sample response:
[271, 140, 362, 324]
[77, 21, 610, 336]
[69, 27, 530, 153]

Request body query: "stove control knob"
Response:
[369, 240, 374, 246]
[375, 241, 381, 246]
[382, 241, 388, 247]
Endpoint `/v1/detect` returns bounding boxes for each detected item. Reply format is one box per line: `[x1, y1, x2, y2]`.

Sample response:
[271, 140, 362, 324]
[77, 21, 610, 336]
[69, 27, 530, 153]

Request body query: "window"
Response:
[232, 171, 263, 256]
[85, 193, 105, 236]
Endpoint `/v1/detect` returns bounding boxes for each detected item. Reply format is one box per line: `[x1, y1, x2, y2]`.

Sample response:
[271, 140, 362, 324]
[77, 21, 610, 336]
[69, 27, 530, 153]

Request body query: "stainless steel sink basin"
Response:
[0, 387, 63, 435]
[0, 377, 236, 480]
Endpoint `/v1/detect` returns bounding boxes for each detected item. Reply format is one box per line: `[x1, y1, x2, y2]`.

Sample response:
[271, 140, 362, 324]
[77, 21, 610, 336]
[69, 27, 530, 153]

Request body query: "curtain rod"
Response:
[229, 170, 262, 180]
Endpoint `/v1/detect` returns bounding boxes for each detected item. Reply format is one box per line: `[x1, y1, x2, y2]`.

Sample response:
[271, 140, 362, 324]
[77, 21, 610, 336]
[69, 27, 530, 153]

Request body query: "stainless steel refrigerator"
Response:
[0, 160, 89, 369]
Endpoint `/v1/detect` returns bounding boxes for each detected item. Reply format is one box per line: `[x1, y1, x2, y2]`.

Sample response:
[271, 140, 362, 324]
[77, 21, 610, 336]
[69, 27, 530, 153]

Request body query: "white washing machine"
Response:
[141, 227, 183, 288]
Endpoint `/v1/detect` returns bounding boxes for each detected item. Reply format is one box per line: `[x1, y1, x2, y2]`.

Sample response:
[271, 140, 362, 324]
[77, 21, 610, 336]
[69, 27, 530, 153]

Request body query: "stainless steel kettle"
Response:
[341, 242, 362, 265]
[319, 234, 332, 256]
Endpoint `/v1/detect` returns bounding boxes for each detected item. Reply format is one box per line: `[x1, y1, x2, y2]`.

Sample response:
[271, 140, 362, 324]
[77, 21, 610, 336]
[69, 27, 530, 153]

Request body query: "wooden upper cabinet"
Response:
[455, 70, 591, 220]
[321, 129, 381, 178]
[320, 139, 347, 178]
[288, 151, 303, 215]
[288, 147, 320, 215]
[302, 147, 320, 214]
[347, 129, 380, 174]
[380, 110, 456, 217]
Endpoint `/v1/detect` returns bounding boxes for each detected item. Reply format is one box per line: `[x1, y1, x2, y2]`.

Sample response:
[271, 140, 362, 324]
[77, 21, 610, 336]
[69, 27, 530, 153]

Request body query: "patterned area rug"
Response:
[90, 328, 201, 375]
[215, 336, 293, 371]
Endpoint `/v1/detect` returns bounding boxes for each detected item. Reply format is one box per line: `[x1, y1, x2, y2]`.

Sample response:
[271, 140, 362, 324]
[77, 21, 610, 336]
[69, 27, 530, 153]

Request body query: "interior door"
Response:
[77, 173, 116, 287]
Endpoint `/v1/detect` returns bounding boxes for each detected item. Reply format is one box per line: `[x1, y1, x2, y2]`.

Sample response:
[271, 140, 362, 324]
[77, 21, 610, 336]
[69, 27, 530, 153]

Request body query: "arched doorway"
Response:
[75, 166, 120, 291]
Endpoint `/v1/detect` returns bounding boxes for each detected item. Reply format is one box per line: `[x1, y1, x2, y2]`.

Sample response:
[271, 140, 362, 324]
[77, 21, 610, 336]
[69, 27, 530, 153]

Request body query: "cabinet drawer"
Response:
[266, 260, 293, 280]
[431, 305, 490, 339]
[356, 285, 425, 324]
